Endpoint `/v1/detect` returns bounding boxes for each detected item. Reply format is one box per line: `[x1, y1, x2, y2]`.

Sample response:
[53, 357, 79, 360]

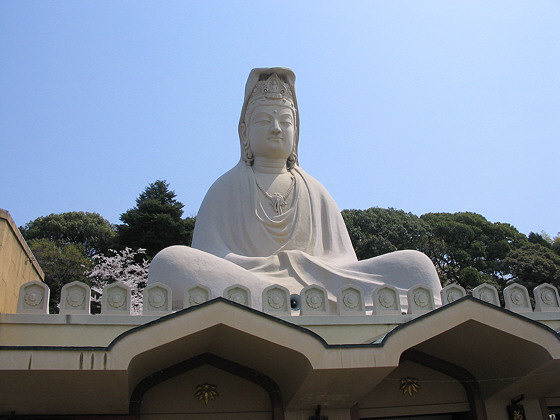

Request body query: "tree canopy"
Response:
[342, 207, 560, 293]
[419, 212, 527, 288]
[528, 231, 560, 257]
[27, 238, 91, 313]
[116, 180, 195, 258]
[503, 243, 560, 291]
[20, 211, 116, 256]
[20, 211, 115, 312]
[341, 208, 429, 260]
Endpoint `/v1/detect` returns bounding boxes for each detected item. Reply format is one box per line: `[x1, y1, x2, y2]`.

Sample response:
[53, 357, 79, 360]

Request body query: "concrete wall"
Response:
[358, 361, 469, 418]
[0, 209, 44, 314]
[141, 364, 271, 419]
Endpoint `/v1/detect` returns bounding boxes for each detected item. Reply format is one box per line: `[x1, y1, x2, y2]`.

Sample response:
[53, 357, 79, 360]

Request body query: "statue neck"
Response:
[252, 157, 289, 174]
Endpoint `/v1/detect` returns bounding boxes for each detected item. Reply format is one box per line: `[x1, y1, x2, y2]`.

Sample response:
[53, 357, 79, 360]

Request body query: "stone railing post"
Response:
[101, 282, 132, 315]
[440, 284, 467, 305]
[372, 284, 402, 315]
[300, 285, 329, 316]
[262, 285, 291, 315]
[224, 284, 252, 307]
[143, 282, 172, 315]
[17, 280, 50, 314]
[60, 281, 91, 315]
[407, 285, 435, 314]
[337, 285, 365, 315]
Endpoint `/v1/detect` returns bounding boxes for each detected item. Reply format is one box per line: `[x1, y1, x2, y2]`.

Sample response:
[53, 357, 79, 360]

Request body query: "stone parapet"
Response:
[12, 279, 560, 331]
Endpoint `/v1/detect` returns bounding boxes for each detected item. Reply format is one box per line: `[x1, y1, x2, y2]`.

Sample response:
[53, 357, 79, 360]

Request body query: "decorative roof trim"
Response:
[1, 296, 558, 354]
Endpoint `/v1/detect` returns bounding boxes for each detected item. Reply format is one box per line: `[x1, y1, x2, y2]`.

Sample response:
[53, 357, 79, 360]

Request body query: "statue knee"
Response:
[392, 250, 441, 289]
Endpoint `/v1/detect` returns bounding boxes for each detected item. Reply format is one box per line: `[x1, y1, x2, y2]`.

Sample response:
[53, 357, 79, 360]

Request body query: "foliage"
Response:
[529, 231, 560, 257]
[341, 208, 560, 293]
[27, 238, 91, 313]
[553, 234, 560, 256]
[117, 180, 195, 258]
[528, 232, 552, 249]
[86, 248, 150, 314]
[418, 212, 527, 288]
[503, 243, 560, 290]
[20, 212, 116, 256]
[341, 208, 429, 260]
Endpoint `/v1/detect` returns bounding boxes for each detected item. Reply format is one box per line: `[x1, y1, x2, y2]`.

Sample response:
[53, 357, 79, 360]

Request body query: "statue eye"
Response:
[280, 117, 293, 126]
[253, 113, 273, 125]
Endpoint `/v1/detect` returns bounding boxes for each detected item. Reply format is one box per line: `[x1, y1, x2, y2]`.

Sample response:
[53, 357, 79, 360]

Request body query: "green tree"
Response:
[552, 234, 560, 256]
[419, 212, 527, 288]
[20, 212, 116, 256]
[341, 207, 430, 260]
[528, 232, 552, 249]
[503, 243, 560, 291]
[528, 231, 560, 257]
[117, 180, 195, 258]
[27, 238, 91, 313]
[341, 208, 559, 292]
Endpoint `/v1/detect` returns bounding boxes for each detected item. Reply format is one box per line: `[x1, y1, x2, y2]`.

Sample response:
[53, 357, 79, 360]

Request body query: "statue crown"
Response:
[250, 73, 294, 103]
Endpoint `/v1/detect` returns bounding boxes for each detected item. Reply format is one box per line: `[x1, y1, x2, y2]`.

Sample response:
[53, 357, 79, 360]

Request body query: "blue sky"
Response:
[1, 1, 558, 237]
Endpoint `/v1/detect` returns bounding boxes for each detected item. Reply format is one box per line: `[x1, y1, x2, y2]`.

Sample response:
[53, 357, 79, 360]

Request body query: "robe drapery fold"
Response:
[149, 161, 441, 309]
[193, 162, 356, 264]
[189, 162, 433, 305]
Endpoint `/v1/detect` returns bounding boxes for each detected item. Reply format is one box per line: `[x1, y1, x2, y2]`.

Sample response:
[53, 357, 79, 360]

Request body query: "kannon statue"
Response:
[148, 67, 441, 310]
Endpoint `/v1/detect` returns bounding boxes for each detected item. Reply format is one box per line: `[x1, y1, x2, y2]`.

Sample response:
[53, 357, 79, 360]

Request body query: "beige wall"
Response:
[0, 209, 44, 314]
[358, 361, 469, 418]
[141, 364, 271, 419]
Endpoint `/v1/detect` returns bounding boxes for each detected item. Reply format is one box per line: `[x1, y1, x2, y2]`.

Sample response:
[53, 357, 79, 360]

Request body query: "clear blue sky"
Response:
[1, 1, 558, 237]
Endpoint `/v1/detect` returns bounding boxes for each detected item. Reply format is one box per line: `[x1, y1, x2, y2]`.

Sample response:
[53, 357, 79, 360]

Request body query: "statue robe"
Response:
[149, 162, 441, 310]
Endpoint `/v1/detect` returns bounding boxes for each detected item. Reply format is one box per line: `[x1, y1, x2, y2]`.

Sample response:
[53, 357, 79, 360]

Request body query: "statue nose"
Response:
[271, 120, 281, 134]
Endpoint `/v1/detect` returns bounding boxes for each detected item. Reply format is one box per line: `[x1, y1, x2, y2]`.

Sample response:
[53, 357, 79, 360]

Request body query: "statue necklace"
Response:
[254, 170, 295, 216]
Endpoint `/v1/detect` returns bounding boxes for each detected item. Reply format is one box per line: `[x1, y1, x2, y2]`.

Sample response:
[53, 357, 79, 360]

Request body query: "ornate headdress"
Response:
[248, 73, 295, 104]
[239, 68, 300, 168]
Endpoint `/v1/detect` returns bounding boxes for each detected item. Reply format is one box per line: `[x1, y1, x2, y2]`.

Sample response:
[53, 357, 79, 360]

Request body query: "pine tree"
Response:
[117, 180, 194, 258]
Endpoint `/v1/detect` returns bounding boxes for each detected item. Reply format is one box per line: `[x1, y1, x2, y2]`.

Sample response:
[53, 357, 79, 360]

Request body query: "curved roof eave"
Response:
[1, 296, 559, 370]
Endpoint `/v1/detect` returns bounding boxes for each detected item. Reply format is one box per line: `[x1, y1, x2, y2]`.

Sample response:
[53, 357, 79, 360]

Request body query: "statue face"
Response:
[246, 104, 295, 161]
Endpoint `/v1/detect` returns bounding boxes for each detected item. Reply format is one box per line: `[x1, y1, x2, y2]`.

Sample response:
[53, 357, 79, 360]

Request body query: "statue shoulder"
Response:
[295, 168, 339, 203]
[202, 162, 246, 200]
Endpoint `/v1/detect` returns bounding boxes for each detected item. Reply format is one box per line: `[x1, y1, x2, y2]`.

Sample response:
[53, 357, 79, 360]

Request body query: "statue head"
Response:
[239, 68, 299, 169]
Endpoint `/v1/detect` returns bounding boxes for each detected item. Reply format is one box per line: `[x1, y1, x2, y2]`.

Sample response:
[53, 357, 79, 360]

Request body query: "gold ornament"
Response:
[400, 377, 420, 396]
[513, 409, 524, 420]
[194, 383, 219, 405]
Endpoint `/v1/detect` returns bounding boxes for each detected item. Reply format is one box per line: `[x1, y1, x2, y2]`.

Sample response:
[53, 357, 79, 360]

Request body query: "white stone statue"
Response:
[148, 68, 441, 311]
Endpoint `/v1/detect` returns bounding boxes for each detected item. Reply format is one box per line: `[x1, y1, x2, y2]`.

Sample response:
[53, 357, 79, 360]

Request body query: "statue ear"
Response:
[239, 122, 248, 144]
[239, 122, 253, 164]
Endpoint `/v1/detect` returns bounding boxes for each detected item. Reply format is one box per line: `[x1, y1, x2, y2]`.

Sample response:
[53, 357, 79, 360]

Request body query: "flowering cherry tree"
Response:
[86, 248, 150, 314]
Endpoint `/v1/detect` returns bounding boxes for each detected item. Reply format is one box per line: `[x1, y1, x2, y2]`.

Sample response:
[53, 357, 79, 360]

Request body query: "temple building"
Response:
[1, 209, 560, 420]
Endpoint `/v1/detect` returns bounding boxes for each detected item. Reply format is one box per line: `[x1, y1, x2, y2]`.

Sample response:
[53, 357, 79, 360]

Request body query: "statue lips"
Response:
[266, 137, 286, 151]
